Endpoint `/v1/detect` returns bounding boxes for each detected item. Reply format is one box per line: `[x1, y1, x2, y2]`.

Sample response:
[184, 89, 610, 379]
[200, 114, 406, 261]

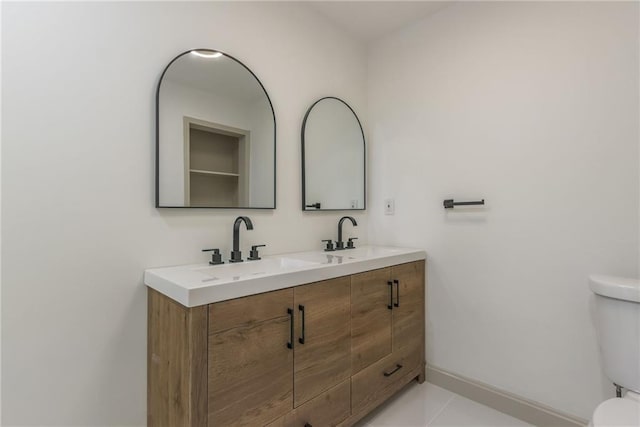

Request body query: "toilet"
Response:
[589, 275, 640, 427]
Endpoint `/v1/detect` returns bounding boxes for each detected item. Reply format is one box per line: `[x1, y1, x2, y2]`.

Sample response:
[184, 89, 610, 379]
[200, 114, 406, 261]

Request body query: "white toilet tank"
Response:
[589, 275, 640, 393]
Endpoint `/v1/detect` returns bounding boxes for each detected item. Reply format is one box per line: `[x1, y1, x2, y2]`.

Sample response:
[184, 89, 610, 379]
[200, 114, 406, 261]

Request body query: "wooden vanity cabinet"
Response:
[351, 267, 393, 374]
[148, 260, 425, 427]
[391, 261, 425, 353]
[351, 261, 425, 369]
[148, 289, 208, 427]
[267, 380, 351, 427]
[207, 278, 351, 424]
[208, 288, 294, 426]
[293, 276, 351, 407]
[349, 261, 426, 417]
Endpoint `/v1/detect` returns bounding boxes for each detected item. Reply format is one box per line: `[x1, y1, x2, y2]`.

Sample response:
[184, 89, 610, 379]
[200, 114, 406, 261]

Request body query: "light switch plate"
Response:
[384, 199, 395, 215]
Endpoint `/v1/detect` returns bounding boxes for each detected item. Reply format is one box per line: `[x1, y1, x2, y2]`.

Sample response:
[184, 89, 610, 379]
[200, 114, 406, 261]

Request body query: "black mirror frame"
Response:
[301, 96, 366, 212]
[155, 48, 276, 209]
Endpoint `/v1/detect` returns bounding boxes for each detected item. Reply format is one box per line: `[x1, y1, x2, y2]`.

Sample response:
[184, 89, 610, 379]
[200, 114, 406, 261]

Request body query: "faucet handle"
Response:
[346, 237, 358, 249]
[321, 239, 335, 252]
[248, 244, 266, 261]
[202, 248, 224, 265]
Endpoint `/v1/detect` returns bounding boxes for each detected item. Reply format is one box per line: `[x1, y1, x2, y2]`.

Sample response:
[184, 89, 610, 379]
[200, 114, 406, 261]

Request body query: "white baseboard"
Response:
[427, 366, 588, 427]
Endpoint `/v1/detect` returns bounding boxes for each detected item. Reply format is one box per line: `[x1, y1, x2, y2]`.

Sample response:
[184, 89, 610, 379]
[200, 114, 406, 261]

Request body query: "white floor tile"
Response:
[429, 395, 533, 427]
[358, 382, 455, 427]
[353, 381, 533, 427]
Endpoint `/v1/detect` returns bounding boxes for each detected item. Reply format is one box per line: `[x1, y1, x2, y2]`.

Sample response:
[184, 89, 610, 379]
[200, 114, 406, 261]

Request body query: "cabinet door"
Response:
[208, 290, 294, 426]
[266, 380, 350, 427]
[294, 276, 351, 407]
[351, 267, 392, 375]
[391, 261, 425, 351]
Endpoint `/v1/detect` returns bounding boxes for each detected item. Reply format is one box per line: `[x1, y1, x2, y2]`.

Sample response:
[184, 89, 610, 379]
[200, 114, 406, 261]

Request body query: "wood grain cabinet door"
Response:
[390, 261, 425, 352]
[266, 380, 351, 427]
[350, 267, 393, 375]
[208, 289, 294, 426]
[293, 276, 351, 407]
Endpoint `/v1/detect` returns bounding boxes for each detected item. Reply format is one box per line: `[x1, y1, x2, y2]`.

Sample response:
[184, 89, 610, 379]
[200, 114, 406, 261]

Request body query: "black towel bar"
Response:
[443, 199, 485, 209]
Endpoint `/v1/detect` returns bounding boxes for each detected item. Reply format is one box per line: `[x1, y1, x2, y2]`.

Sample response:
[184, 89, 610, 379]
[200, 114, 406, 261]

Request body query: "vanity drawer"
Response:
[209, 288, 293, 334]
[351, 342, 421, 410]
[266, 379, 350, 427]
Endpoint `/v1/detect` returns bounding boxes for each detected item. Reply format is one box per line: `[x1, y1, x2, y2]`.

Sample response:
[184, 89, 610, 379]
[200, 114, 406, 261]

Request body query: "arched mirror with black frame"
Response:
[301, 97, 366, 211]
[156, 49, 276, 208]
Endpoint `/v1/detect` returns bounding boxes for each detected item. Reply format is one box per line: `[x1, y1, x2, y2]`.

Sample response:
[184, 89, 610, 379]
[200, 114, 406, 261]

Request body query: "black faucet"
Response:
[336, 216, 357, 250]
[230, 216, 253, 263]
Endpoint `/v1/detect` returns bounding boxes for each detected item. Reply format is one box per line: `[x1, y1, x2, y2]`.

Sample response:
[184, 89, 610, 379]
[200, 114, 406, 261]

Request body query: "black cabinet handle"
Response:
[304, 423, 312, 427]
[383, 364, 403, 377]
[287, 308, 293, 349]
[393, 279, 400, 307]
[298, 305, 306, 344]
[387, 281, 393, 310]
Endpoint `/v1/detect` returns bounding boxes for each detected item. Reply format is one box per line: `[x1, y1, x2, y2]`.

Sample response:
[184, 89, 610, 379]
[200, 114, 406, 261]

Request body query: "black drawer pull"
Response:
[383, 364, 403, 377]
[298, 304, 306, 344]
[387, 281, 393, 310]
[393, 279, 400, 307]
[287, 308, 293, 349]
[304, 424, 312, 427]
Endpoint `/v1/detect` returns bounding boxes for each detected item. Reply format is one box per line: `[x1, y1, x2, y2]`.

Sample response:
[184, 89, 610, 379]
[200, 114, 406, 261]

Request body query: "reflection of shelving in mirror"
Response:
[183, 117, 250, 207]
[189, 170, 240, 177]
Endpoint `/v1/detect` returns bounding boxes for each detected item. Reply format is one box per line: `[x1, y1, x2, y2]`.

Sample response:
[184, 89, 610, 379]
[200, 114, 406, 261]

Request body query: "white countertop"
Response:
[144, 245, 426, 307]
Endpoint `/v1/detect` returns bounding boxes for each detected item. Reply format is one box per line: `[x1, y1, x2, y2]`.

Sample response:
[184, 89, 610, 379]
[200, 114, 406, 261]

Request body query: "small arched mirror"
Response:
[302, 97, 365, 211]
[156, 49, 275, 208]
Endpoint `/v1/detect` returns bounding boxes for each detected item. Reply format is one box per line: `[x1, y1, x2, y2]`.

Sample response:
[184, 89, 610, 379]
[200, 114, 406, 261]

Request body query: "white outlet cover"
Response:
[384, 199, 395, 215]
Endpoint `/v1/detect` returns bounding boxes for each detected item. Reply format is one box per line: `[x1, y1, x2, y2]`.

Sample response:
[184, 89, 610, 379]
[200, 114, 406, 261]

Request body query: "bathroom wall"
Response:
[367, 1, 638, 419]
[1, 2, 367, 425]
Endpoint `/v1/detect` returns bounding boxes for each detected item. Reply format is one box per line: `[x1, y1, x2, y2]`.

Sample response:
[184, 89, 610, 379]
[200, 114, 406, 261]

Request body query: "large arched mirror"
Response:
[302, 97, 365, 211]
[156, 49, 275, 208]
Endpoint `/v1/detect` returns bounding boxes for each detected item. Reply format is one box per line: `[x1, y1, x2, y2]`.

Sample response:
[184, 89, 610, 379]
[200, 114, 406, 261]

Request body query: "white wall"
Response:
[1, 2, 367, 425]
[367, 1, 638, 420]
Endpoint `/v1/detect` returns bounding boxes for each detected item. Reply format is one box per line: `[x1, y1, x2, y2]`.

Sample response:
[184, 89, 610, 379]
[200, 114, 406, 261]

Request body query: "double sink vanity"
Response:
[150, 48, 425, 426]
[145, 245, 426, 426]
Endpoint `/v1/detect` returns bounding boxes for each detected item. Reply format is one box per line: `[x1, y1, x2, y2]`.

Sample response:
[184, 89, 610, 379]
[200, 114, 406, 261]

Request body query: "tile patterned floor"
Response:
[355, 382, 533, 427]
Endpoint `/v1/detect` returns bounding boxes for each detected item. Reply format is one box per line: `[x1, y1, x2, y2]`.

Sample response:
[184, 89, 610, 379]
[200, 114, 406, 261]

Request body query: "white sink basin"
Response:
[278, 252, 351, 265]
[281, 247, 403, 265]
[145, 245, 426, 307]
[192, 257, 319, 282]
[340, 246, 403, 259]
